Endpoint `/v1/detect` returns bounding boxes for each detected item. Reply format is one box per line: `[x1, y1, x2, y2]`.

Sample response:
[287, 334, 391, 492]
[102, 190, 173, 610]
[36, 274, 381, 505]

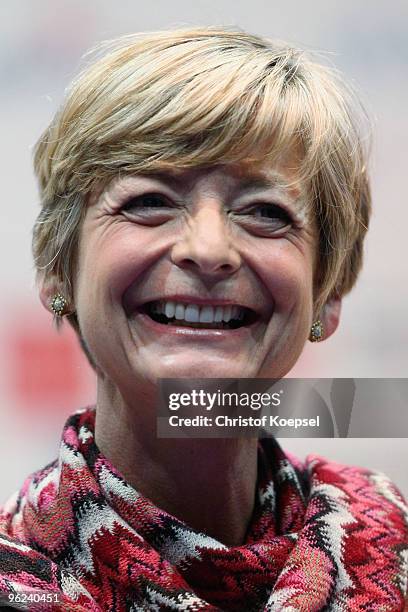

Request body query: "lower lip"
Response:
[134, 311, 259, 339]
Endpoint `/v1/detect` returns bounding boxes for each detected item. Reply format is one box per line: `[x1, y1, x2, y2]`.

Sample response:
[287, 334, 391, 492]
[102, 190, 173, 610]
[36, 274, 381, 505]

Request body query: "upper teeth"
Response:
[152, 301, 245, 323]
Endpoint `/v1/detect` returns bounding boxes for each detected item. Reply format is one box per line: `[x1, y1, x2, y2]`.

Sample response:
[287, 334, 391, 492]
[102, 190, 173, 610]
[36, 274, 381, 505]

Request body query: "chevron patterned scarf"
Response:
[0, 408, 407, 611]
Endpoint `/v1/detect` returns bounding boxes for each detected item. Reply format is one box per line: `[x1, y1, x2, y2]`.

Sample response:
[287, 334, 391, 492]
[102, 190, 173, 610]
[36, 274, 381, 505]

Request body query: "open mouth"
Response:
[141, 300, 258, 330]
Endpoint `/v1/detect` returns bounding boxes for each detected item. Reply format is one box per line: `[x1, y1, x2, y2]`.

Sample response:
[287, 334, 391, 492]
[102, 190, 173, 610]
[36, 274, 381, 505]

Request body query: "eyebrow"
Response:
[233, 174, 303, 207]
[142, 170, 291, 192]
[234, 176, 284, 193]
[138, 171, 187, 190]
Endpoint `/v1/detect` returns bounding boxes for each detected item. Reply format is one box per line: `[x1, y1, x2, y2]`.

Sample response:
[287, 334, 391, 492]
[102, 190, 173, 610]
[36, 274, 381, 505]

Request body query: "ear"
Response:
[38, 275, 72, 316]
[39, 276, 57, 313]
[318, 296, 342, 341]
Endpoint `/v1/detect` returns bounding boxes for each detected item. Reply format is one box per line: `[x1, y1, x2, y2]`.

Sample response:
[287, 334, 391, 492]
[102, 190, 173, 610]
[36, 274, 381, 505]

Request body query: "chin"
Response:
[142, 357, 253, 381]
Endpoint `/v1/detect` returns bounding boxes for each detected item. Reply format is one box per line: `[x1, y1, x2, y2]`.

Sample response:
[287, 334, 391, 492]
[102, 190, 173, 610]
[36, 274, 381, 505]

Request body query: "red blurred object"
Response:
[6, 303, 95, 414]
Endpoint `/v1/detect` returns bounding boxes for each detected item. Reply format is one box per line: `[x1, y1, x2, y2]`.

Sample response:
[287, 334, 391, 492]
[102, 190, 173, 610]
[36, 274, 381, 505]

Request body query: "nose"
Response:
[170, 202, 241, 277]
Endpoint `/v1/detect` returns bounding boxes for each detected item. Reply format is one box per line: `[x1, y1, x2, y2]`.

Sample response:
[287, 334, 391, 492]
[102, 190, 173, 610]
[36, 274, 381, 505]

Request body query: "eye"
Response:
[119, 192, 177, 225]
[251, 203, 292, 224]
[237, 202, 293, 234]
[121, 193, 172, 212]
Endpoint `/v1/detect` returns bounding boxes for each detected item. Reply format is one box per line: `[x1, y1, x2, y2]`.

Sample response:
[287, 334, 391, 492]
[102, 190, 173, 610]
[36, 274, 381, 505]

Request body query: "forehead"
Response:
[135, 157, 304, 199]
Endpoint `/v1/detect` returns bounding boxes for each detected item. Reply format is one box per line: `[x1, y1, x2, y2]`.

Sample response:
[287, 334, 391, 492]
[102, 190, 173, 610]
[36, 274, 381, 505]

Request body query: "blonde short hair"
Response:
[33, 27, 371, 333]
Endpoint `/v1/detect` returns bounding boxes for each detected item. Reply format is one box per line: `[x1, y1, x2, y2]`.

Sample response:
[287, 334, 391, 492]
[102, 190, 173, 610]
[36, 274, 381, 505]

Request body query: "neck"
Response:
[94, 380, 258, 546]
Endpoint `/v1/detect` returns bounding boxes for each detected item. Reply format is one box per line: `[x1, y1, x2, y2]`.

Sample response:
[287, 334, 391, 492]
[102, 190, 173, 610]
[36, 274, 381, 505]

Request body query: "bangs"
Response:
[39, 32, 333, 198]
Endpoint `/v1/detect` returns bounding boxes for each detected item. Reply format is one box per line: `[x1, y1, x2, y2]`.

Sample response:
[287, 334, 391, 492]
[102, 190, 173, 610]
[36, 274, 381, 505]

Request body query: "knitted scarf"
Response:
[0, 408, 407, 611]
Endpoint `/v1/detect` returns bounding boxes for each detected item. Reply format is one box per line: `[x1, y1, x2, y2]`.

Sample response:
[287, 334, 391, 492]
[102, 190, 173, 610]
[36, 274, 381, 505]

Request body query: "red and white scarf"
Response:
[1, 408, 407, 610]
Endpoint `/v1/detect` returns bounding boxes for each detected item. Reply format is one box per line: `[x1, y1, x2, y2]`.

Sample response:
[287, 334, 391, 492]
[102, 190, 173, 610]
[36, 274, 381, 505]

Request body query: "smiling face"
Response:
[71, 156, 317, 395]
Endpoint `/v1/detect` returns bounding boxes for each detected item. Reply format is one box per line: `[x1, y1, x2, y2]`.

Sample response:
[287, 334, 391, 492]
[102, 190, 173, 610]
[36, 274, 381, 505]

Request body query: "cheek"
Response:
[76, 224, 168, 307]
[255, 241, 315, 311]
[255, 244, 315, 377]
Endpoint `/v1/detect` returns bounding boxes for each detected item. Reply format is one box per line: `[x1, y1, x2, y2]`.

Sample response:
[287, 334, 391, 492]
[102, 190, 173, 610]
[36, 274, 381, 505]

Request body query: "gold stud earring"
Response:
[50, 293, 69, 317]
[309, 319, 323, 342]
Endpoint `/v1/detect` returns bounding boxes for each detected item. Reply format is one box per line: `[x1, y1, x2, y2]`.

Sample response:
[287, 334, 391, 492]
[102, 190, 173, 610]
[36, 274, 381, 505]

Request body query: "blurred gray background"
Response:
[0, 1, 407, 500]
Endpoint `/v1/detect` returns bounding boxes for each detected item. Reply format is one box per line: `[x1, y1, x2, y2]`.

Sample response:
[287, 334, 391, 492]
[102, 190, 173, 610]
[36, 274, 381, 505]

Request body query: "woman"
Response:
[0, 28, 407, 611]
